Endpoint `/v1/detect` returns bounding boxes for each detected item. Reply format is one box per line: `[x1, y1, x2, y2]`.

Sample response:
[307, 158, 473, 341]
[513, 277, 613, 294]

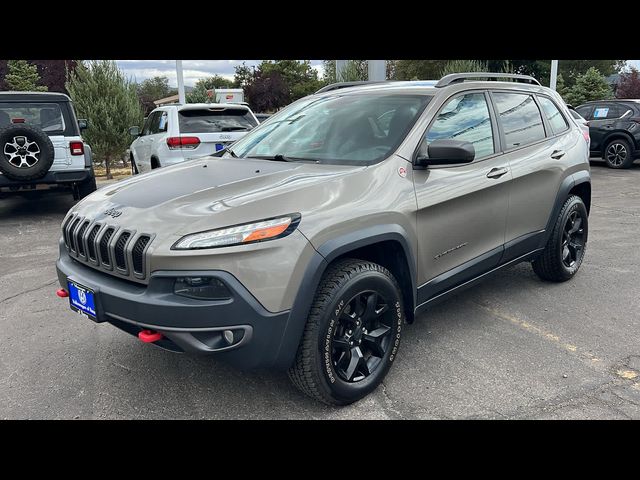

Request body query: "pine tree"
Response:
[563, 67, 613, 106]
[4, 60, 48, 91]
[66, 61, 143, 179]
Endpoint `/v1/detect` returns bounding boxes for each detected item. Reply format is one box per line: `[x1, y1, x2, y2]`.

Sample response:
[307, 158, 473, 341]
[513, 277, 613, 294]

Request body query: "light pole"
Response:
[176, 60, 186, 104]
[550, 60, 559, 91]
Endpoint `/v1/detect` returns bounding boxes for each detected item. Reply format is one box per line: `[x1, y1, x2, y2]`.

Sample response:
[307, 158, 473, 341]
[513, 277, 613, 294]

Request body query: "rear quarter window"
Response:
[538, 96, 569, 134]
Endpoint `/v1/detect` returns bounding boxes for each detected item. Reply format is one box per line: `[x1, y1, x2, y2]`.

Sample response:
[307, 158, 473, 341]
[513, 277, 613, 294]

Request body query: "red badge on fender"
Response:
[398, 166, 407, 178]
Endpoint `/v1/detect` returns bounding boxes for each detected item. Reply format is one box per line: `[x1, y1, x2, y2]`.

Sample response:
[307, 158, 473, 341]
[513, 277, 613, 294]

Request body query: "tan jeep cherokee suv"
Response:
[56, 73, 591, 405]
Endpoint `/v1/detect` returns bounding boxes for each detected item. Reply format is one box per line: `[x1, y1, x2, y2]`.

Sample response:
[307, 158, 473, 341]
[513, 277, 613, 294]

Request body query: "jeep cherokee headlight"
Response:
[172, 214, 301, 250]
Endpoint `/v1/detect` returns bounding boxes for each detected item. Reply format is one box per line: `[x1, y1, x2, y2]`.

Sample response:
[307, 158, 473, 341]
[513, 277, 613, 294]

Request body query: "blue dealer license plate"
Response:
[68, 281, 97, 320]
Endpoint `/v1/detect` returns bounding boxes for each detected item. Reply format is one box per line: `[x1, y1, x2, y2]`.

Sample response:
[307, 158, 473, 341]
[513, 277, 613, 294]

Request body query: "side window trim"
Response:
[532, 94, 552, 138]
[414, 89, 499, 166]
[536, 94, 570, 136]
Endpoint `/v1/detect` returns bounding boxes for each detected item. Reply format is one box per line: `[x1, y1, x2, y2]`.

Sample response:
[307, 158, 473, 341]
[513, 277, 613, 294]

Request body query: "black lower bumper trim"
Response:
[56, 246, 290, 369]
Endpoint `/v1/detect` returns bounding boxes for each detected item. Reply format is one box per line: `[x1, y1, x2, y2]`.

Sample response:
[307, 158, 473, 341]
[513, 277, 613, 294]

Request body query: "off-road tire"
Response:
[532, 195, 588, 282]
[604, 138, 634, 169]
[0, 124, 55, 181]
[288, 259, 404, 405]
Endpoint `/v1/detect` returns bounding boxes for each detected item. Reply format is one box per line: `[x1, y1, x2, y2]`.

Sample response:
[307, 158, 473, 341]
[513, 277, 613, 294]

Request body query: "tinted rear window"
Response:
[178, 108, 257, 133]
[0, 102, 66, 135]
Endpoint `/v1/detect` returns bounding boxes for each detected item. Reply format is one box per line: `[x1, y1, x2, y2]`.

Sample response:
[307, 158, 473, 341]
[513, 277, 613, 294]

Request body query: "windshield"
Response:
[178, 108, 257, 133]
[228, 93, 432, 165]
[0, 102, 66, 135]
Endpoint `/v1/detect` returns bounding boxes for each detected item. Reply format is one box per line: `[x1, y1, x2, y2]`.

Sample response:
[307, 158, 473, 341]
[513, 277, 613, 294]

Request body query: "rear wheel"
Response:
[604, 138, 634, 169]
[288, 259, 404, 405]
[532, 195, 588, 282]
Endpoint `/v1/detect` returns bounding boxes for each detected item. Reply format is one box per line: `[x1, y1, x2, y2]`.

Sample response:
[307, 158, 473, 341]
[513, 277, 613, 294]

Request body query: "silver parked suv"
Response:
[56, 73, 591, 405]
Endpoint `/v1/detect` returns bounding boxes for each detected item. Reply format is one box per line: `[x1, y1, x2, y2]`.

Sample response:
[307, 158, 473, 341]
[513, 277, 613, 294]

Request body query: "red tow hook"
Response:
[56, 289, 69, 298]
[138, 329, 164, 343]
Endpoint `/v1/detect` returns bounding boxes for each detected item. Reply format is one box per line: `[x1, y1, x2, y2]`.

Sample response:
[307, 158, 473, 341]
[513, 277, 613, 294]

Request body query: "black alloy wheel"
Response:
[561, 210, 586, 268]
[331, 290, 394, 383]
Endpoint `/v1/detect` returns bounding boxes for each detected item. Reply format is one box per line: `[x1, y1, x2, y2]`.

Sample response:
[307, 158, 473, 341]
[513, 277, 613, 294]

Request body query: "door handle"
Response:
[551, 149, 565, 159]
[486, 167, 509, 179]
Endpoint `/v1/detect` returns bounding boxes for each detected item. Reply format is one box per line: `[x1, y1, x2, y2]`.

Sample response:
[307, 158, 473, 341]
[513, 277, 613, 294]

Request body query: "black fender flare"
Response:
[272, 224, 417, 369]
[539, 170, 591, 248]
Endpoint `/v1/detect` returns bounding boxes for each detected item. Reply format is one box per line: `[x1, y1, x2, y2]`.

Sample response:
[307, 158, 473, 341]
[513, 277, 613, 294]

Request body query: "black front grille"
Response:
[114, 232, 131, 270]
[132, 235, 150, 275]
[99, 228, 115, 266]
[86, 225, 101, 261]
[62, 218, 152, 280]
[76, 221, 89, 256]
[68, 218, 81, 252]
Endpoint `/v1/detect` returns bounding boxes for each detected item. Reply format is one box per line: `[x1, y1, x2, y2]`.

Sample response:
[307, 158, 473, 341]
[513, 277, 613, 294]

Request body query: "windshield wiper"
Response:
[247, 154, 318, 163]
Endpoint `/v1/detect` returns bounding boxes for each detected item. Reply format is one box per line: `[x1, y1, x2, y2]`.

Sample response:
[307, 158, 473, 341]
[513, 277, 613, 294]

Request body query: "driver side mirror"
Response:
[415, 139, 475, 167]
[128, 126, 140, 137]
[78, 119, 88, 130]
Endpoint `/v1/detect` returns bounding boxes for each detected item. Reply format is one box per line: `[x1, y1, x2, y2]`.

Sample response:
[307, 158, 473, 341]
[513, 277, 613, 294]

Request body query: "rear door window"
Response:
[178, 108, 258, 134]
[493, 92, 546, 148]
[592, 104, 623, 119]
[0, 102, 66, 135]
[538, 96, 569, 134]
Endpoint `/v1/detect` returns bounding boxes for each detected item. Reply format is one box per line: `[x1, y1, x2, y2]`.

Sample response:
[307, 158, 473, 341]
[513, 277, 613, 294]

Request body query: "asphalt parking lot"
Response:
[2, 160, 640, 419]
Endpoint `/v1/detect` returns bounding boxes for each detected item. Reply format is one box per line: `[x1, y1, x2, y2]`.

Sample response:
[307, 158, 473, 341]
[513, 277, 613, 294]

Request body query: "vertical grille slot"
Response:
[86, 225, 101, 261]
[76, 221, 90, 257]
[62, 215, 74, 250]
[99, 228, 115, 266]
[114, 232, 131, 271]
[132, 236, 151, 276]
[68, 218, 82, 253]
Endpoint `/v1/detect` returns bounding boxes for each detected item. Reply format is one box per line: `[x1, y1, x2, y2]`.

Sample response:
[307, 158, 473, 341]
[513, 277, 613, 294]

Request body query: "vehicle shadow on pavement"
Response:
[0, 192, 76, 219]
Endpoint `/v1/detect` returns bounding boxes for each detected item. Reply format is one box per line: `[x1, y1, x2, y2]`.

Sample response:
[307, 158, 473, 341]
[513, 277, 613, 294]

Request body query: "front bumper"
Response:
[56, 248, 290, 369]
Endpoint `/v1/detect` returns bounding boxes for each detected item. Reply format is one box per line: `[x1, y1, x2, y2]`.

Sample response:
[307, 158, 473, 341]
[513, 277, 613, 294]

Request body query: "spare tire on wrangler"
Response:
[0, 123, 55, 181]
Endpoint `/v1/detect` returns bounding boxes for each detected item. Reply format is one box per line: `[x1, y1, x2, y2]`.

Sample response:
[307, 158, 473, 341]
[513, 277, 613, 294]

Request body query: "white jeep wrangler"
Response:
[0, 91, 96, 200]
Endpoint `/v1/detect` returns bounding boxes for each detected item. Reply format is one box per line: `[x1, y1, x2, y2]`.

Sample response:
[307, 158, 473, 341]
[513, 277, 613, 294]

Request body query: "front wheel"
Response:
[288, 259, 404, 405]
[532, 195, 588, 282]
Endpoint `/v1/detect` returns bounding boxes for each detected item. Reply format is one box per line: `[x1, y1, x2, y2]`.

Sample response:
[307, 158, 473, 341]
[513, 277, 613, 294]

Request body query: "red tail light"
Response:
[166, 136, 201, 150]
[69, 141, 84, 156]
[582, 129, 590, 143]
[12, 118, 25, 123]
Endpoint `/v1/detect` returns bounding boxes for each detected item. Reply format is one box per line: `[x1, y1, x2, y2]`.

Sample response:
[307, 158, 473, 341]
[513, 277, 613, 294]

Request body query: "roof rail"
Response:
[435, 72, 541, 88]
[315, 80, 389, 94]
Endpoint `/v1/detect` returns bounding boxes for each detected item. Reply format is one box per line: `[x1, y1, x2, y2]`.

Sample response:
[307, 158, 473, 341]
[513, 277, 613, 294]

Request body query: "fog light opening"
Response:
[174, 277, 232, 301]
[223, 329, 234, 345]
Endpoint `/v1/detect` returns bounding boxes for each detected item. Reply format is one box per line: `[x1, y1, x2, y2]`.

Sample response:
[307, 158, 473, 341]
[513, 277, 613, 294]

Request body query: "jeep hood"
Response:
[70, 156, 364, 238]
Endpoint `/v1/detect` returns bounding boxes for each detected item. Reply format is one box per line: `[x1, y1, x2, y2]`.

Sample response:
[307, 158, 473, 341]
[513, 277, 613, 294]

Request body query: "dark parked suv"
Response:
[575, 99, 640, 168]
[56, 73, 591, 405]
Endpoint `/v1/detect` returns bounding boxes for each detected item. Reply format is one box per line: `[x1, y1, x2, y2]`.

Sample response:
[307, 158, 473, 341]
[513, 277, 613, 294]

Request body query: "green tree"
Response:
[555, 73, 569, 100]
[562, 67, 614, 106]
[323, 60, 396, 83]
[137, 76, 176, 114]
[439, 60, 489, 76]
[233, 62, 255, 88]
[4, 60, 48, 91]
[187, 75, 235, 103]
[66, 60, 143, 179]
[260, 60, 323, 101]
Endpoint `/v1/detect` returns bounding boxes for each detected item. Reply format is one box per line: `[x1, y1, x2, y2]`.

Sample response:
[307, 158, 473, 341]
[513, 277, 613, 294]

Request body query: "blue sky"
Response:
[116, 60, 640, 87]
